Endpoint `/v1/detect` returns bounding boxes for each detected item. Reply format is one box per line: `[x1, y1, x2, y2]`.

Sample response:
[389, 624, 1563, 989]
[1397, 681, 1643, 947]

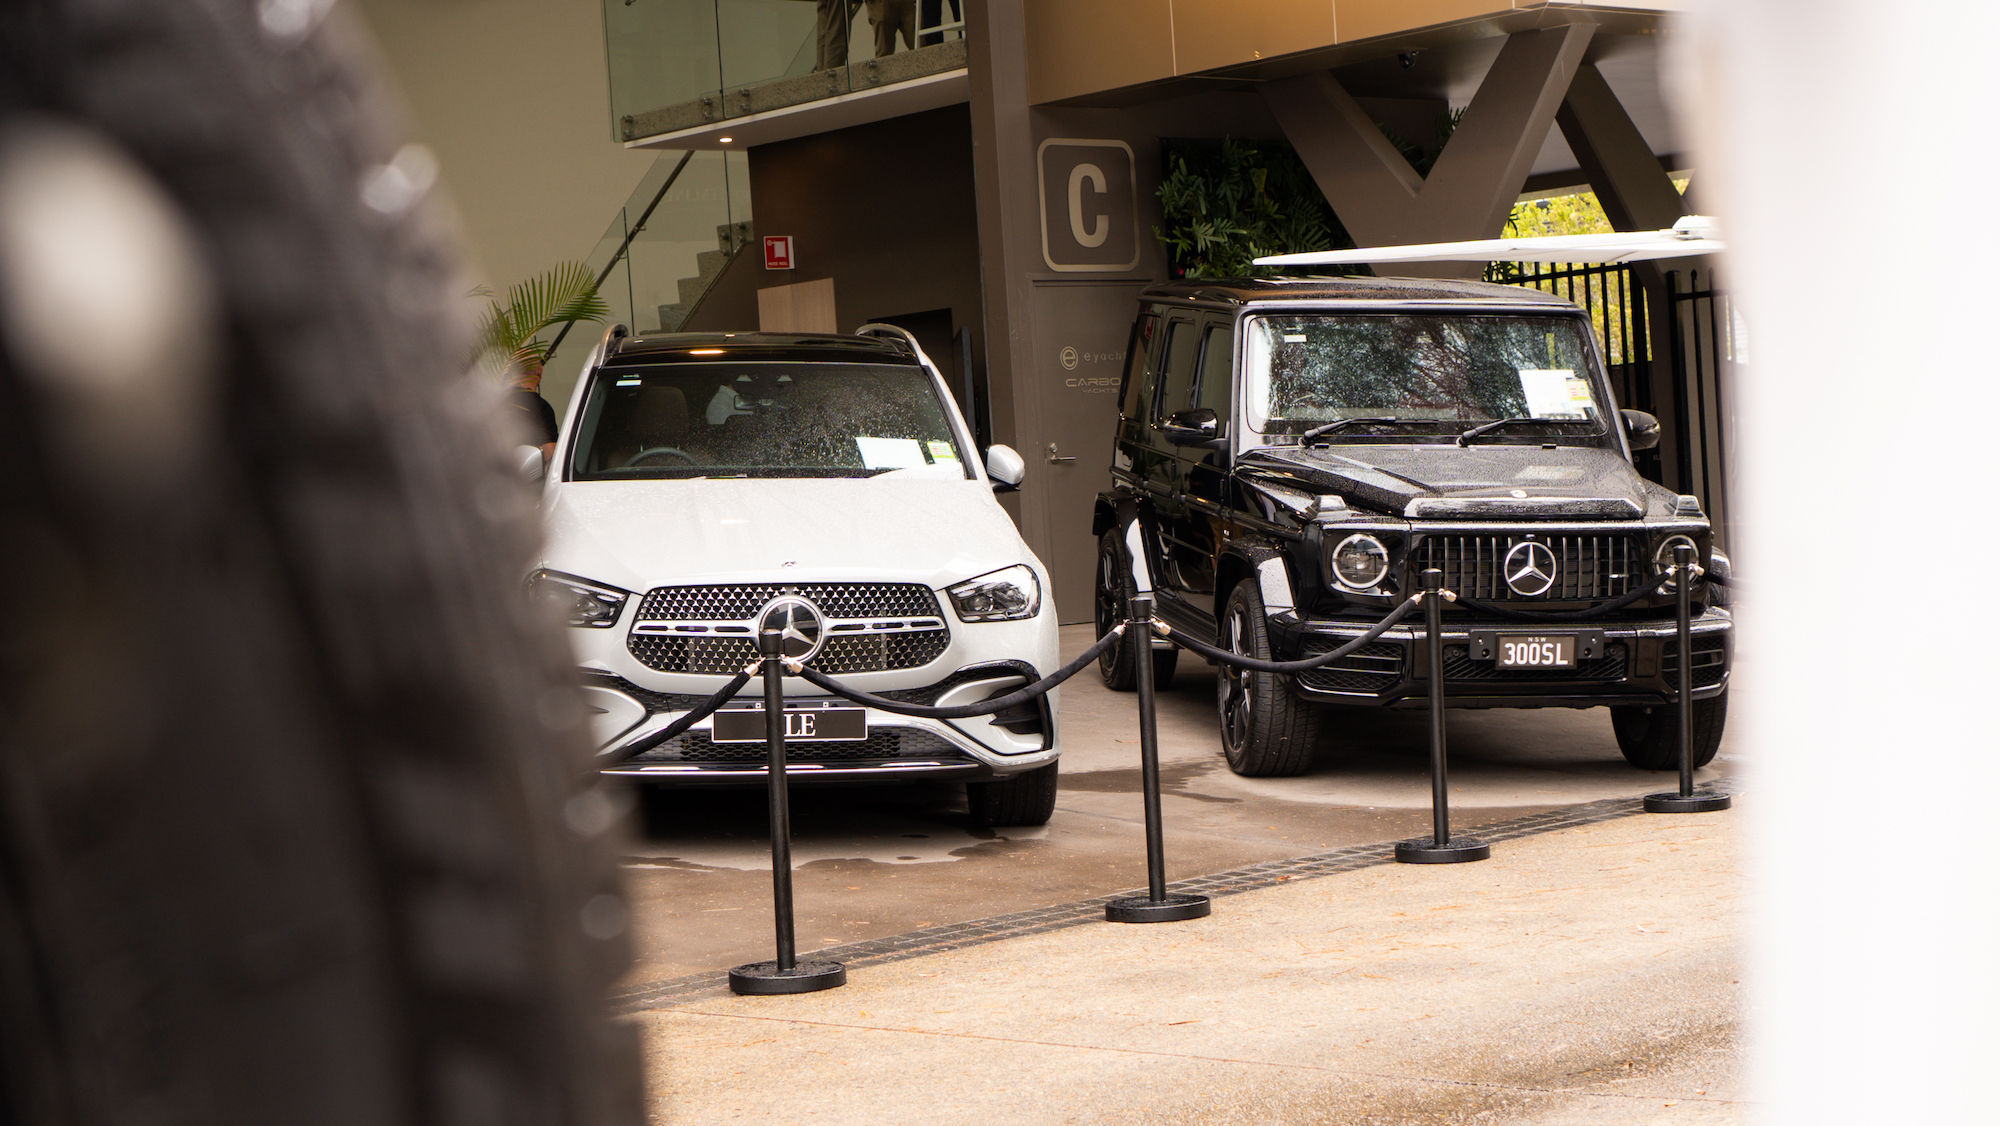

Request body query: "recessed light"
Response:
[688, 348, 725, 355]
[718, 136, 733, 143]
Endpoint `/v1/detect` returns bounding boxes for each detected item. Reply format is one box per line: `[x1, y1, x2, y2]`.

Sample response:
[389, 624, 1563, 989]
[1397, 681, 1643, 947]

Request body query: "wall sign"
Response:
[763, 235, 794, 270]
[1036, 139, 1139, 273]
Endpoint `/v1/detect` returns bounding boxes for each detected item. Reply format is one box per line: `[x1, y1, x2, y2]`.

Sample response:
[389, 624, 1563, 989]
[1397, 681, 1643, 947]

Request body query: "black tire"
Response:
[1216, 580, 1321, 776]
[1612, 691, 1728, 771]
[967, 761, 1060, 827]
[1095, 529, 1178, 691]
[0, 6, 638, 1125]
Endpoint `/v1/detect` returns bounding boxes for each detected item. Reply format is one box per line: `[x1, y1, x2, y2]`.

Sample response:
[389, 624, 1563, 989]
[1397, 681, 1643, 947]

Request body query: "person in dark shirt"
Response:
[510, 362, 558, 469]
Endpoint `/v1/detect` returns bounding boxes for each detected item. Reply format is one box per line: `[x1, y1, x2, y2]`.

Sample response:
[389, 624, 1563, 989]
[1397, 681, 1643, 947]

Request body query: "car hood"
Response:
[1239, 443, 1671, 519]
[539, 475, 1040, 593]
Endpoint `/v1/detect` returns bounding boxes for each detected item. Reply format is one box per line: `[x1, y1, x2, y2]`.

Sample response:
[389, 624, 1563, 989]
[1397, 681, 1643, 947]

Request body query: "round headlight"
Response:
[1331, 534, 1390, 591]
[1654, 535, 1700, 591]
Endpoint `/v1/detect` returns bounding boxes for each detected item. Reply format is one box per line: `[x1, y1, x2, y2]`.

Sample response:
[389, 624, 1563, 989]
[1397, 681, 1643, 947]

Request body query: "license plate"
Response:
[1496, 635, 1575, 669]
[710, 706, 868, 744]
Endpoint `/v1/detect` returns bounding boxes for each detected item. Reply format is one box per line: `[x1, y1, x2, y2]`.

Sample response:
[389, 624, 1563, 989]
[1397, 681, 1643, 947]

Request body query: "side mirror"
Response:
[984, 444, 1026, 492]
[1161, 407, 1225, 448]
[515, 444, 547, 482]
[1621, 409, 1661, 451]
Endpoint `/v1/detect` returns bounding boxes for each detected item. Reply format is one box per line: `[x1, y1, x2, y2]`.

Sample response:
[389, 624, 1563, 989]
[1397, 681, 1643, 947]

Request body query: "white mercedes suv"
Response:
[527, 326, 1061, 825]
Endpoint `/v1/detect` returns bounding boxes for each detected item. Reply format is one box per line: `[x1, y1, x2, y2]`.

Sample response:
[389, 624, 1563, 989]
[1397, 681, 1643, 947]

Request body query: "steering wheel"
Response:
[622, 447, 700, 468]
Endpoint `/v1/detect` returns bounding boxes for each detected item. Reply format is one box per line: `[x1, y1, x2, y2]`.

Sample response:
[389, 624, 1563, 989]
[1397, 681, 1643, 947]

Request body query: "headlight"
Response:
[947, 565, 1041, 621]
[1653, 535, 1700, 591]
[1330, 533, 1390, 591]
[528, 570, 629, 628]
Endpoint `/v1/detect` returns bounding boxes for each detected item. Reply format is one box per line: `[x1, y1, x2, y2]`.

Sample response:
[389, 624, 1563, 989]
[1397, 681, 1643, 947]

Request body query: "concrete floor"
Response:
[613, 623, 1737, 988]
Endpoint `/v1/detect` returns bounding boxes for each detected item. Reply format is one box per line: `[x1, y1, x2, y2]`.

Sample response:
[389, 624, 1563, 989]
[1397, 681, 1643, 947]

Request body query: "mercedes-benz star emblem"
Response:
[757, 596, 826, 662]
[1503, 541, 1559, 597]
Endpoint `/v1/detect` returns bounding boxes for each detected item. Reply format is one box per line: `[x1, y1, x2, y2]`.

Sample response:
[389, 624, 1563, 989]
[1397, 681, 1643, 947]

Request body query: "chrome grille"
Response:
[627, 582, 950, 674]
[635, 583, 941, 621]
[1412, 534, 1641, 602]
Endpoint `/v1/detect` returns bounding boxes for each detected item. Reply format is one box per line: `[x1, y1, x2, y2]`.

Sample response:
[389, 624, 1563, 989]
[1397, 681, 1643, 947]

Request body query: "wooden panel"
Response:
[757, 277, 838, 333]
[1334, 0, 1515, 44]
[1170, 0, 1336, 75]
[1023, 0, 1175, 105]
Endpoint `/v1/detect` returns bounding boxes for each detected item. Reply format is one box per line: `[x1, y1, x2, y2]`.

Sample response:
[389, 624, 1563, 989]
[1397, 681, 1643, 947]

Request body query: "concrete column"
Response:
[1262, 24, 1595, 278]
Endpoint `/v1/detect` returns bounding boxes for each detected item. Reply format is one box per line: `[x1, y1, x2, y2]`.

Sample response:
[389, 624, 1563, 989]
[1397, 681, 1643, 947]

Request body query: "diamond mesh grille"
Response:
[627, 582, 950, 674]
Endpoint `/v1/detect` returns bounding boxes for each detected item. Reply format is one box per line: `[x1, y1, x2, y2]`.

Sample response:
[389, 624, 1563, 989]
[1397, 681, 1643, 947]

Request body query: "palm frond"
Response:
[471, 261, 608, 375]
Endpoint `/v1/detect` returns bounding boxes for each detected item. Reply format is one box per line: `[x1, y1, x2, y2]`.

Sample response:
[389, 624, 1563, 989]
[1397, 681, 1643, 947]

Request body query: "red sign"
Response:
[763, 235, 794, 270]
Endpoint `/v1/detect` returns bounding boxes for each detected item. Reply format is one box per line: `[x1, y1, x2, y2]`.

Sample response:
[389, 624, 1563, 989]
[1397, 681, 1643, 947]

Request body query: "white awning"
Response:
[1253, 216, 1725, 267]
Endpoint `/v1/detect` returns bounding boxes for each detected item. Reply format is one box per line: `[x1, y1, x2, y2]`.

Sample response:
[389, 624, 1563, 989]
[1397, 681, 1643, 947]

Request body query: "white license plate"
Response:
[710, 707, 868, 743]
[1496, 635, 1575, 669]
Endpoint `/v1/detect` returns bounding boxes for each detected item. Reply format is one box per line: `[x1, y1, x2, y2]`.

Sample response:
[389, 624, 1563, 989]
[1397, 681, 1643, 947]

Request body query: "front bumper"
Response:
[583, 664, 1058, 784]
[1269, 607, 1732, 709]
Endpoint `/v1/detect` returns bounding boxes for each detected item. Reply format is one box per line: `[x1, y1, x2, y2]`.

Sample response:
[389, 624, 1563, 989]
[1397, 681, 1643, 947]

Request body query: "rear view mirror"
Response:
[515, 444, 546, 482]
[1161, 407, 1225, 448]
[1621, 409, 1661, 451]
[984, 444, 1026, 491]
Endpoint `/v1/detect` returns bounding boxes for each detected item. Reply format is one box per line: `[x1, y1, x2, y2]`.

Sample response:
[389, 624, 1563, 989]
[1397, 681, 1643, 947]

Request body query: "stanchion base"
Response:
[1644, 792, 1732, 814]
[1395, 836, 1490, 864]
[727, 960, 847, 995]
[1105, 893, 1211, 923]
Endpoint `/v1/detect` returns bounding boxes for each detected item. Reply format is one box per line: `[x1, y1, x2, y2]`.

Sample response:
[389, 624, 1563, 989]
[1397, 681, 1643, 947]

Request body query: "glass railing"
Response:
[605, 0, 968, 142]
[542, 148, 752, 410]
[586, 148, 752, 336]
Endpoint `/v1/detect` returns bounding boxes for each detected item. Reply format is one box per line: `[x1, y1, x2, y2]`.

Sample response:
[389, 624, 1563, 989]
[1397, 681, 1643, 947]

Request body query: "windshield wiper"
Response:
[1298, 417, 1433, 444]
[1456, 417, 1543, 447]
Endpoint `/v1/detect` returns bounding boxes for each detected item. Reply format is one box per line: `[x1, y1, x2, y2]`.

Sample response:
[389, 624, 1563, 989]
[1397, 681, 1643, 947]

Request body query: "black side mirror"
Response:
[1621, 409, 1661, 451]
[1161, 407, 1226, 449]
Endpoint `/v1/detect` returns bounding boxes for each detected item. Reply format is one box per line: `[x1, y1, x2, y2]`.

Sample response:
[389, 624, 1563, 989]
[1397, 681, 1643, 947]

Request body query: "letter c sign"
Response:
[1068, 164, 1108, 248]
[1038, 139, 1138, 272]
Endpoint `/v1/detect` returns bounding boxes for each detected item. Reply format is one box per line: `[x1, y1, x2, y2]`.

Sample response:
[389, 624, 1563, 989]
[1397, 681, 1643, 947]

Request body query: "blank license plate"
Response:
[710, 707, 867, 744]
[1496, 635, 1575, 669]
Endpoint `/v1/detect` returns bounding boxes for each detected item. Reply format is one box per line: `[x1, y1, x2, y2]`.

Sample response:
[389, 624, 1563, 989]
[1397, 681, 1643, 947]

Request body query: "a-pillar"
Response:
[1260, 25, 1596, 279]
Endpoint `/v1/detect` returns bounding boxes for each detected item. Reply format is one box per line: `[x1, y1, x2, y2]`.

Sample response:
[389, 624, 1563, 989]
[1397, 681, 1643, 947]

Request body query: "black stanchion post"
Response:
[728, 624, 846, 994]
[1105, 527, 1209, 923]
[1645, 543, 1731, 814]
[1396, 568, 1489, 864]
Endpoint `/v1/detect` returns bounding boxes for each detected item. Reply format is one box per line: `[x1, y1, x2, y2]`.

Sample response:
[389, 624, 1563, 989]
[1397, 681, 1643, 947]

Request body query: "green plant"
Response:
[1154, 139, 1355, 279]
[473, 261, 609, 378]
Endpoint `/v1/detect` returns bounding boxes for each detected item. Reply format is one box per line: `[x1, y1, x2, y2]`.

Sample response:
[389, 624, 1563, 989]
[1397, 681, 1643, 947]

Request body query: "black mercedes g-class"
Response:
[1093, 277, 1730, 777]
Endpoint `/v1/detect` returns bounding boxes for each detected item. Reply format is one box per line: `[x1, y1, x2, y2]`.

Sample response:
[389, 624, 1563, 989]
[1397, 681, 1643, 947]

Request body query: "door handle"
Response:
[1046, 443, 1077, 464]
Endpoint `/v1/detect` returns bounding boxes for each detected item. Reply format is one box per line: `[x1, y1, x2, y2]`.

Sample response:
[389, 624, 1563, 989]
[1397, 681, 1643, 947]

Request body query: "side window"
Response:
[1192, 322, 1234, 420]
[1151, 318, 1199, 423]
[1119, 312, 1157, 419]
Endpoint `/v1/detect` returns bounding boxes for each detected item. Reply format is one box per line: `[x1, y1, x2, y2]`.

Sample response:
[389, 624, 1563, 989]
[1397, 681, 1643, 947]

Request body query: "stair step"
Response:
[656, 303, 692, 333]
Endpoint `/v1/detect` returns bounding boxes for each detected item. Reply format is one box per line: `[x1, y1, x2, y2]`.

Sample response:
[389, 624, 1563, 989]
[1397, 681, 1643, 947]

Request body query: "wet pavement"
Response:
[612, 623, 1738, 990]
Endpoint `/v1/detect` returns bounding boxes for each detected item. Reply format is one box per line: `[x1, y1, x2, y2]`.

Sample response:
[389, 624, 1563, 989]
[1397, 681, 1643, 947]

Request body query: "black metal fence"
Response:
[1489, 259, 1737, 551]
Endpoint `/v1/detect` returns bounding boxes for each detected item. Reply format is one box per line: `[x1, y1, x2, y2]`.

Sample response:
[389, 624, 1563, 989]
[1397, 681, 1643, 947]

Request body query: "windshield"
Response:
[568, 361, 971, 481]
[1242, 314, 1610, 442]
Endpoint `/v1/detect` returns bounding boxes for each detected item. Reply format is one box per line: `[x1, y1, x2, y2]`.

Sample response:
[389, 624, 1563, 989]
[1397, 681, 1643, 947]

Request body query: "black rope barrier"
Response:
[1453, 572, 1673, 622]
[596, 662, 757, 765]
[1154, 596, 1421, 673]
[794, 625, 1126, 718]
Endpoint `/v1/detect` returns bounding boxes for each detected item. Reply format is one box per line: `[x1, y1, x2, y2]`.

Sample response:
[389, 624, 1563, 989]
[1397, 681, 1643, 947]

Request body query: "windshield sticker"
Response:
[855, 436, 930, 469]
[1518, 369, 1593, 419]
[925, 440, 960, 462]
